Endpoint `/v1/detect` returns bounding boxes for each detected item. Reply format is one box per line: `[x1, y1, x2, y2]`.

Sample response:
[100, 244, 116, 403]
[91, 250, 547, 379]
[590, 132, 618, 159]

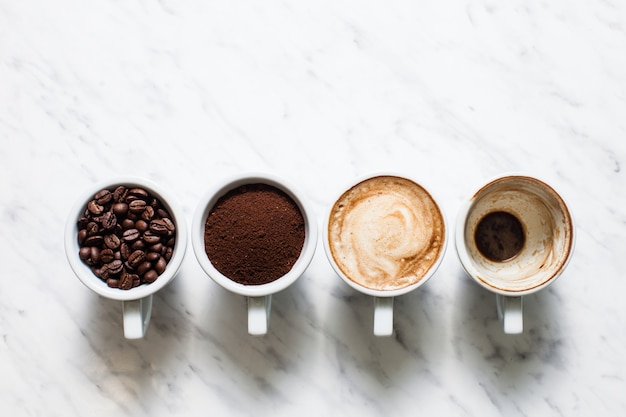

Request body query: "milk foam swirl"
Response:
[328, 176, 445, 291]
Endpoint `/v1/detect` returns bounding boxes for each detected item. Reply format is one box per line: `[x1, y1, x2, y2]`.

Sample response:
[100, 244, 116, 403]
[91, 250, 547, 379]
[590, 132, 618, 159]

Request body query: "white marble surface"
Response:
[1, 0, 625, 415]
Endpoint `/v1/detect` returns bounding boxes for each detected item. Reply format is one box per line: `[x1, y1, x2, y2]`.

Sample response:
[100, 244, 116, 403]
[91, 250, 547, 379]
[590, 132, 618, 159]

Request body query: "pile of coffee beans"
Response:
[77, 186, 176, 290]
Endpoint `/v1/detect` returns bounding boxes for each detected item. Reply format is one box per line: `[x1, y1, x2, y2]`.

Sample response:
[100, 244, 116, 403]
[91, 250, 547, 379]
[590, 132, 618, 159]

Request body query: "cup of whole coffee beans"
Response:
[65, 177, 187, 339]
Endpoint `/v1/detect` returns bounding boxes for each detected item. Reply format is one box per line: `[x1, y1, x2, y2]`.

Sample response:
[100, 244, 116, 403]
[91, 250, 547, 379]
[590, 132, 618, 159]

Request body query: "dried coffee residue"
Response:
[204, 183, 305, 285]
[474, 211, 525, 262]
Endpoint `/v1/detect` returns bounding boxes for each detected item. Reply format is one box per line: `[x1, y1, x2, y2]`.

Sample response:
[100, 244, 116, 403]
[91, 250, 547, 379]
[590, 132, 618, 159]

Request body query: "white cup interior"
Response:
[191, 173, 317, 297]
[456, 175, 574, 295]
[64, 177, 187, 301]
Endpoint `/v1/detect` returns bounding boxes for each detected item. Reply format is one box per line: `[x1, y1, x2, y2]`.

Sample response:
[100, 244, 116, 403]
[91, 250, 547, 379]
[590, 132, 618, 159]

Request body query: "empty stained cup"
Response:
[323, 174, 447, 336]
[455, 174, 575, 334]
[64, 177, 187, 339]
[191, 172, 317, 335]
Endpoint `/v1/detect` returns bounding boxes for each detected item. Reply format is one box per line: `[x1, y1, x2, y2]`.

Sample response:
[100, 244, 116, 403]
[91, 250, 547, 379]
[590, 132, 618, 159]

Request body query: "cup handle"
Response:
[496, 294, 523, 334]
[373, 297, 394, 336]
[123, 295, 153, 339]
[248, 295, 271, 335]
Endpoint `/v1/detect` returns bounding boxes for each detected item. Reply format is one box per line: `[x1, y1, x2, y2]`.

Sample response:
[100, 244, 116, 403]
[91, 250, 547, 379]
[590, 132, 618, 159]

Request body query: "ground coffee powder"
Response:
[204, 183, 305, 285]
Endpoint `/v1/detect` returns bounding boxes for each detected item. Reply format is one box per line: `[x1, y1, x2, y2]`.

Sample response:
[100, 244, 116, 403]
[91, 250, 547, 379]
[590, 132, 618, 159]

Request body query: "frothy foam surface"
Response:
[328, 176, 445, 291]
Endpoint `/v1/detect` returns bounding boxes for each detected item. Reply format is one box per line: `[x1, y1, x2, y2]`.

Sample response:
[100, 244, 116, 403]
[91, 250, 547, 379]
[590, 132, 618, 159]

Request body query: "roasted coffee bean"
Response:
[89, 247, 101, 263]
[141, 206, 155, 221]
[106, 260, 124, 275]
[162, 218, 176, 234]
[124, 194, 140, 204]
[149, 243, 163, 253]
[86, 222, 99, 236]
[95, 189, 112, 205]
[113, 186, 127, 202]
[164, 247, 173, 261]
[122, 228, 140, 242]
[155, 256, 167, 274]
[100, 211, 117, 230]
[106, 278, 119, 288]
[83, 235, 103, 247]
[143, 232, 160, 244]
[121, 218, 135, 230]
[100, 248, 115, 264]
[127, 250, 145, 269]
[101, 267, 112, 280]
[104, 234, 121, 250]
[131, 240, 146, 250]
[128, 188, 149, 199]
[119, 271, 133, 290]
[77, 216, 89, 229]
[112, 202, 128, 216]
[144, 270, 158, 283]
[135, 220, 149, 233]
[87, 200, 104, 215]
[99, 265, 112, 278]
[79, 247, 91, 260]
[149, 219, 169, 235]
[137, 261, 152, 275]
[165, 236, 176, 247]
[77, 229, 87, 245]
[120, 243, 130, 260]
[129, 199, 147, 214]
[146, 252, 160, 262]
[156, 208, 169, 218]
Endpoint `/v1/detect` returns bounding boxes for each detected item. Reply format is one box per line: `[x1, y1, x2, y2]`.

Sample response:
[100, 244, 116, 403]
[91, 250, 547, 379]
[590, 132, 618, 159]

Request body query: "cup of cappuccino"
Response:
[455, 174, 575, 334]
[323, 174, 447, 336]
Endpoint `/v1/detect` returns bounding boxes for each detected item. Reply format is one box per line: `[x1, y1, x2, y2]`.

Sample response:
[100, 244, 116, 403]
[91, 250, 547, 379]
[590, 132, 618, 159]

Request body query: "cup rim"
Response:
[191, 171, 318, 297]
[64, 176, 188, 301]
[322, 172, 449, 298]
[454, 172, 576, 296]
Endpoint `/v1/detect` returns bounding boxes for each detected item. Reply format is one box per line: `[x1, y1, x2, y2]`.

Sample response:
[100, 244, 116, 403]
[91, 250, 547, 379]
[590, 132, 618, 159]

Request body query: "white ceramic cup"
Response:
[455, 174, 575, 334]
[323, 174, 448, 336]
[64, 177, 187, 339]
[191, 172, 318, 336]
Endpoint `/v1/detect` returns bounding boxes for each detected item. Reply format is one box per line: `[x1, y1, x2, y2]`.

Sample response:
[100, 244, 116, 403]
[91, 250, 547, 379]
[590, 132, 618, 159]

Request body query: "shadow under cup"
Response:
[191, 173, 317, 336]
[64, 177, 187, 339]
[455, 175, 575, 333]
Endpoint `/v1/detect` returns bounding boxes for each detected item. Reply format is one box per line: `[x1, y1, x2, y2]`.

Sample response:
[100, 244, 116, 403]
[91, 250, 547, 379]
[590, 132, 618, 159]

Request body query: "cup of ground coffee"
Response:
[191, 172, 317, 335]
[455, 174, 575, 334]
[64, 177, 187, 339]
[323, 174, 447, 336]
